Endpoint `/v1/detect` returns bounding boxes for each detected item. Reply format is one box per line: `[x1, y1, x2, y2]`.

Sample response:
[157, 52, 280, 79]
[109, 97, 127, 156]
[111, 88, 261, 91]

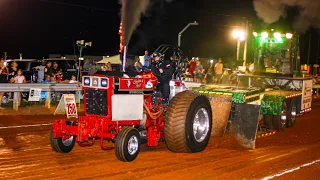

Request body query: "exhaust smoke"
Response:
[253, 0, 320, 32]
[119, 0, 150, 46]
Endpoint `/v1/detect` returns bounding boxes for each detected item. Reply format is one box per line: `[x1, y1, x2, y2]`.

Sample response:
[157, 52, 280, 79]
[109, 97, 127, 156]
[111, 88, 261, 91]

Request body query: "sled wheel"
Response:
[115, 127, 141, 162]
[286, 98, 297, 128]
[165, 90, 212, 153]
[50, 122, 75, 153]
[272, 101, 287, 131]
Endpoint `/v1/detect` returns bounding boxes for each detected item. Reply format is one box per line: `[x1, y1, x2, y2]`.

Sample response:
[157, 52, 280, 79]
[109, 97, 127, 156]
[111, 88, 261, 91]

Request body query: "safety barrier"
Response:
[0, 83, 82, 111]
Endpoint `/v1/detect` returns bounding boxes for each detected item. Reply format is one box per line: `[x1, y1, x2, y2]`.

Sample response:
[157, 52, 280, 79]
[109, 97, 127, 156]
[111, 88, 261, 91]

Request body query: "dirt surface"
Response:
[0, 100, 320, 180]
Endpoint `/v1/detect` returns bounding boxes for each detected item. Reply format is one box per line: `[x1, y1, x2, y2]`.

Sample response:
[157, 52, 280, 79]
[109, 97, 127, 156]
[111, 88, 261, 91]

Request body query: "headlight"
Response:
[100, 78, 108, 88]
[83, 77, 91, 86]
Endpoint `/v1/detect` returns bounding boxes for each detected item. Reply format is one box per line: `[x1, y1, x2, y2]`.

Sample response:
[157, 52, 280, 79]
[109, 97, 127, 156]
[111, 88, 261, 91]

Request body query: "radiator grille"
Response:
[85, 89, 108, 116]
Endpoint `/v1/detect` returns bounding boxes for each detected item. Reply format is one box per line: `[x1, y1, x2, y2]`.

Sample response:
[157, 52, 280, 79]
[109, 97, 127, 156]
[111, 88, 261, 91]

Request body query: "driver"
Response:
[150, 52, 174, 104]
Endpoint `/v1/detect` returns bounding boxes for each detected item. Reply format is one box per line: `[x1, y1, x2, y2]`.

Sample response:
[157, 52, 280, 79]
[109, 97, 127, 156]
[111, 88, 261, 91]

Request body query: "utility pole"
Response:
[178, 21, 199, 47]
[243, 20, 249, 66]
[236, 39, 241, 61]
[307, 33, 312, 65]
[317, 37, 320, 64]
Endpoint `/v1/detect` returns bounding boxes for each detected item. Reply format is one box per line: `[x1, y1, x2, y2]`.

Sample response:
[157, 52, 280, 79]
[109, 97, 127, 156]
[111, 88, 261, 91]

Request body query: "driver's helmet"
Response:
[151, 52, 164, 61]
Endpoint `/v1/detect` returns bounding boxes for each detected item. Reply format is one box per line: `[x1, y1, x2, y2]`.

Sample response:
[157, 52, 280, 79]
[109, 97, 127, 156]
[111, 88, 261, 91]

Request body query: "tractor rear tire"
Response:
[50, 126, 75, 153]
[164, 90, 212, 153]
[286, 98, 297, 128]
[272, 101, 287, 131]
[115, 127, 141, 162]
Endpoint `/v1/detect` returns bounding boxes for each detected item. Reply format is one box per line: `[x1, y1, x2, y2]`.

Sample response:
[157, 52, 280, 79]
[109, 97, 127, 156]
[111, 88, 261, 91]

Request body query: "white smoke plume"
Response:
[119, 0, 174, 46]
[120, 0, 150, 46]
[253, 0, 320, 32]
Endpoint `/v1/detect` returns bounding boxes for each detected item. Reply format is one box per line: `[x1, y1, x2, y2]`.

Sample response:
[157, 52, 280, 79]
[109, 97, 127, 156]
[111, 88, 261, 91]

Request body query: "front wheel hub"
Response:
[193, 108, 210, 143]
[127, 135, 139, 155]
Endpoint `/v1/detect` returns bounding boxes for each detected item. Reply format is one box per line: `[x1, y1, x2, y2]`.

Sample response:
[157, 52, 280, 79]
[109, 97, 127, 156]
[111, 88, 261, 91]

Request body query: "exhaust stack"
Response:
[122, 46, 127, 72]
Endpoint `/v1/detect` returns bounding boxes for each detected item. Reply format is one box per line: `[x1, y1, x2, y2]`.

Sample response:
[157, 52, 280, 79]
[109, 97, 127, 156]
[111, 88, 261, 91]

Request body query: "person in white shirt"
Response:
[69, 75, 78, 84]
[14, 69, 26, 106]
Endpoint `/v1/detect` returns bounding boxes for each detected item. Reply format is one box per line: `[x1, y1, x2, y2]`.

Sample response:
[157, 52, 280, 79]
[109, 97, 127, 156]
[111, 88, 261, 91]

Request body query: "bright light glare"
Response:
[233, 30, 240, 39]
[274, 32, 281, 39]
[210, 59, 214, 63]
[261, 32, 268, 38]
[233, 30, 245, 40]
[253, 32, 258, 37]
[286, 33, 293, 39]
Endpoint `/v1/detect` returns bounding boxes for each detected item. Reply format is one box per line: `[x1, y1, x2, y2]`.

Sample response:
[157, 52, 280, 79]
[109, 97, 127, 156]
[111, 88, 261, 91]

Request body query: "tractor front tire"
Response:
[50, 128, 76, 153]
[165, 90, 212, 153]
[115, 127, 141, 162]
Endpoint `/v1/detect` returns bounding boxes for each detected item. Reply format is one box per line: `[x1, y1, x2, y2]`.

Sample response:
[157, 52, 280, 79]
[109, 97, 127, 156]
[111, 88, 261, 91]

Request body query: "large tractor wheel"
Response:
[272, 101, 287, 131]
[115, 126, 141, 162]
[286, 98, 297, 128]
[164, 90, 212, 153]
[50, 124, 76, 153]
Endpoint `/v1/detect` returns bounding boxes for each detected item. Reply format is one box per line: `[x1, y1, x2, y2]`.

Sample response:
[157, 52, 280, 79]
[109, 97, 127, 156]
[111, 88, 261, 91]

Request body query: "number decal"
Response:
[67, 103, 76, 115]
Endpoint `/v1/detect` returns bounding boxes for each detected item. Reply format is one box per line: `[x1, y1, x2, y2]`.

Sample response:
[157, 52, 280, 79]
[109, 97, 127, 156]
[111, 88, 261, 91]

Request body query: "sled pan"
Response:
[209, 94, 233, 137]
[233, 103, 260, 149]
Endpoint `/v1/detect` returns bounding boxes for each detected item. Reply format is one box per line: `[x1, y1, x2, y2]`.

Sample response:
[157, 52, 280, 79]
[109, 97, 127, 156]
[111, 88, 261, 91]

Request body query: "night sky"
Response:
[0, 0, 319, 64]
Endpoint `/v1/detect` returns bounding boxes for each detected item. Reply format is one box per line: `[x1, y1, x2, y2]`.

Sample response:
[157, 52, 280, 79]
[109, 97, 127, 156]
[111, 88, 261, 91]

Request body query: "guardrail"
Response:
[0, 83, 82, 111]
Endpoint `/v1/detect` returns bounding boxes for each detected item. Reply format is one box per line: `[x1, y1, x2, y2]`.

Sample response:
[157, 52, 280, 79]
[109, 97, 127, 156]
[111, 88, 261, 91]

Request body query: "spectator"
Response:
[9, 61, 18, 82]
[143, 50, 151, 68]
[8, 61, 18, 101]
[45, 61, 53, 76]
[83, 59, 92, 71]
[36, 61, 46, 83]
[69, 75, 79, 84]
[44, 75, 51, 83]
[204, 66, 214, 84]
[195, 60, 204, 83]
[0, 59, 8, 109]
[88, 65, 98, 75]
[14, 69, 26, 106]
[134, 57, 143, 72]
[50, 76, 57, 84]
[106, 62, 113, 71]
[214, 58, 223, 84]
[188, 58, 197, 82]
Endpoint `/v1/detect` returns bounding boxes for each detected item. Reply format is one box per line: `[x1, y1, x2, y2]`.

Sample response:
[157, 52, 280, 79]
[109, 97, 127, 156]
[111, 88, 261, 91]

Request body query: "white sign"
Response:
[54, 94, 78, 119]
[28, 88, 41, 101]
[302, 79, 312, 110]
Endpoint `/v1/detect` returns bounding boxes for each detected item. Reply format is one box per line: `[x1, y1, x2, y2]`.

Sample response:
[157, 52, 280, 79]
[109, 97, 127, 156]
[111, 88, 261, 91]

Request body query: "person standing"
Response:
[143, 50, 151, 68]
[14, 69, 26, 106]
[214, 58, 223, 84]
[195, 60, 204, 83]
[188, 58, 197, 82]
[36, 61, 46, 83]
[0, 59, 9, 109]
[45, 61, 53, 76]
[134, 57, 143, 72]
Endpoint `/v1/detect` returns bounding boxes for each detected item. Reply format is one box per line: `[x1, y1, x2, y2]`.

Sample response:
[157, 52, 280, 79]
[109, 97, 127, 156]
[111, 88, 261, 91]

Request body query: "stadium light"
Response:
[286, 33, 293, 39]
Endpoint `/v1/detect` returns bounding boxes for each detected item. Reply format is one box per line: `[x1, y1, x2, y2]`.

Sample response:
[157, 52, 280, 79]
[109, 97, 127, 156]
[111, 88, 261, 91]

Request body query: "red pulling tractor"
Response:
[50, 70, 212, 162]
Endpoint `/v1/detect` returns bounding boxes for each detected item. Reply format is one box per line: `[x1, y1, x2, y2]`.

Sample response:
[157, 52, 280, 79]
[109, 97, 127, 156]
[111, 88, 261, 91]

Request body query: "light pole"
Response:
[178, 21, 199, 47]
[76, 40, 92, 80]
[232, 30, 245, 62]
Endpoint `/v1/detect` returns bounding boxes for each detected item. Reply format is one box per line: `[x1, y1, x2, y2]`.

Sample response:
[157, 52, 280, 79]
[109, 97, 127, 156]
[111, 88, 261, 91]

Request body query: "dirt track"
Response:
[0, 100, 320, 180]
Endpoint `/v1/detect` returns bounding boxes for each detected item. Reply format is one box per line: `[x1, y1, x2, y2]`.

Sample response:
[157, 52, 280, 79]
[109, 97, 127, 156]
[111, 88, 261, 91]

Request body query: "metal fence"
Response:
[0, 83, 82, 110]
